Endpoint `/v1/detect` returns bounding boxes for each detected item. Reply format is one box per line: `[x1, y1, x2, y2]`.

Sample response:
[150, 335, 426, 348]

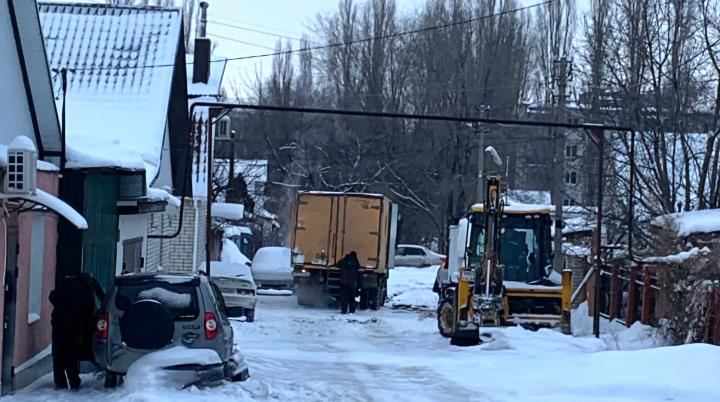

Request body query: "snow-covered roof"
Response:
[212, 202, 245, 220]
[642, 247, 710, 264]
[0, 188, 87, 229]
[471, 203, 553, 214]
[186, 54, 227, 96]
[652, 209, 720, 237]
[147, 187, 180, 208]
[38, 3, 183, 184]
[223, 225, 252, 238]
[37, 160, 59, 172]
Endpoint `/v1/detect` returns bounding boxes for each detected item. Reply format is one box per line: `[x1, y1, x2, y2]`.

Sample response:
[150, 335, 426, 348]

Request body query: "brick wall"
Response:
[146, 197, 207, 273]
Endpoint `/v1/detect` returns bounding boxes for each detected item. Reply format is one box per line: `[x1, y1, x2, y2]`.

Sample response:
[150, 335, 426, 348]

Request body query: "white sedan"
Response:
[208, 261, 257, 322]
[394, 244, 445, 267]
[251, 247, 294, 290]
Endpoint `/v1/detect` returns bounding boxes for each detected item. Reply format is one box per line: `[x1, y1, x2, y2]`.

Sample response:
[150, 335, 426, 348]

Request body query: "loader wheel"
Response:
[436, 299, 455, 338]
[451, 330, 480, 347]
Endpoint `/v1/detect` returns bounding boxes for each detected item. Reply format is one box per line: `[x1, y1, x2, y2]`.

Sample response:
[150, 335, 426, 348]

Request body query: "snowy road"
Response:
[9, 268, 720, 402]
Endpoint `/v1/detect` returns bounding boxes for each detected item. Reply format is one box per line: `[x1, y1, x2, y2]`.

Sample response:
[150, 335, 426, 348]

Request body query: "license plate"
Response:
[461, 271, 475, 282]
[293, 271, 310, 277]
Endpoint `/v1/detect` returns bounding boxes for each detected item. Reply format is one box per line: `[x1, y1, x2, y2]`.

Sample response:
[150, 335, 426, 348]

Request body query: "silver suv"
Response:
[94, 273, 249, 388]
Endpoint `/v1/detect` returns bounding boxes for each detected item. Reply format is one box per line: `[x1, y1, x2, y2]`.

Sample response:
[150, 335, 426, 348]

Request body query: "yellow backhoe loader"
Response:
[436, 176, 572, 346]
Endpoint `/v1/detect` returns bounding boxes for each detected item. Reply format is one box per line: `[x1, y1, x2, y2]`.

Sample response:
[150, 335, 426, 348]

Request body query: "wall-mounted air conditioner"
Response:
[4, 136, 37, 195]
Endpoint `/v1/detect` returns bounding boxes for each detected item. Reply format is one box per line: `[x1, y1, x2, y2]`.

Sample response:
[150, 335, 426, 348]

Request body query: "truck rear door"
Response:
[339, 196, 382, 270]
[293, 194, 335, 267]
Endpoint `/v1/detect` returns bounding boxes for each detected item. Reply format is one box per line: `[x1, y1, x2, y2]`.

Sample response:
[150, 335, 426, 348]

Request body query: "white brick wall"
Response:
[146, 197, 207, 273]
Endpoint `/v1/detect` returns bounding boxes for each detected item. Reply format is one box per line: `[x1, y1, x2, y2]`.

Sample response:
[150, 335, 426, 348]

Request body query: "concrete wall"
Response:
[146, 197, 206, 273]
[116, 214, 149, 275]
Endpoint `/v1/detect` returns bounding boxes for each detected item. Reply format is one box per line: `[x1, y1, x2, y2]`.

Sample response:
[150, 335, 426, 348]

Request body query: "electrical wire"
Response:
[65, 0, 556, 72]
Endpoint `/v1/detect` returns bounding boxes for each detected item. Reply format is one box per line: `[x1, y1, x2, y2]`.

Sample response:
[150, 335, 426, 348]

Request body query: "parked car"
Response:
[207, 261, 257, 321]
[394, 244, 445, 267]
[251, 247, 293, 289]
[94, 273, 249, 388]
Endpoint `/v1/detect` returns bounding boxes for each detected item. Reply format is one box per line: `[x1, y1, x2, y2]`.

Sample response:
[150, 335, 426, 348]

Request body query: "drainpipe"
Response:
[192, 198, 199, 271]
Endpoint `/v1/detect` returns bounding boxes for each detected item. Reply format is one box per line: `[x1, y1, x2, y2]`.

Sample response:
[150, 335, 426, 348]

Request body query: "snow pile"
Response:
[124, 347, 221, 391]
[212, 202, 245, 220]
[572, 302, 668, 350]
[138, 287, 192, 308]
[387, 266, 438, 309]
[221, 239, 251, 265]
[642, 246, 710, 264]
[652, 208, 720, 237]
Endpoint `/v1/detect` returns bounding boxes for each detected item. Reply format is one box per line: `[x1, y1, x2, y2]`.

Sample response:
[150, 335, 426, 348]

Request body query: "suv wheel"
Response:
[244, 308, 255, 322]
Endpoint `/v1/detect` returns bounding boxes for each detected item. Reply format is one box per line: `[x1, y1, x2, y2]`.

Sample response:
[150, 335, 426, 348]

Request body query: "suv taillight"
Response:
[96, 312, 109, 339]
[204, 312, 217, 340]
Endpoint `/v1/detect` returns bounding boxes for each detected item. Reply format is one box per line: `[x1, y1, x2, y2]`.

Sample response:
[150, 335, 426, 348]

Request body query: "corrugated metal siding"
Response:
[82, 174, 119, 292]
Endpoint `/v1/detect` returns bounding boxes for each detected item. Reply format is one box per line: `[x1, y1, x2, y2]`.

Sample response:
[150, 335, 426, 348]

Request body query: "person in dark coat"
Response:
[49, 274, 105, 390]
[336, 251, 360, 314]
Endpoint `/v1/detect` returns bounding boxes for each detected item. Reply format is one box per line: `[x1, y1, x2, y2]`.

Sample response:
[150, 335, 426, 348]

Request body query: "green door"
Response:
[82, 174, 120, 292]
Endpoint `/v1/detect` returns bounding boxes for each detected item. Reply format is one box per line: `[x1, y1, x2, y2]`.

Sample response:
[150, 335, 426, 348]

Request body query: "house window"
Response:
[565, 171, 577, 184]
[565, 145, 578, 157]
[28, 214, 45, 324]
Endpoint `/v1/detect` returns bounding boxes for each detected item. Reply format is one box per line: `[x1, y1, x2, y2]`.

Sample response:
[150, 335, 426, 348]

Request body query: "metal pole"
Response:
[206, 113, 214, 277]
[592, 127, 604, 338]
[60, 68, 67, 173]
[476, 123, 485, 202]
[628, 131, 635, 261]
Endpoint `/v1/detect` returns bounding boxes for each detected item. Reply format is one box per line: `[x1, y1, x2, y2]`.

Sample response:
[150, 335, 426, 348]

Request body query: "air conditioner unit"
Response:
[215, 115, 232, 140]
[4, 136, 37, 195]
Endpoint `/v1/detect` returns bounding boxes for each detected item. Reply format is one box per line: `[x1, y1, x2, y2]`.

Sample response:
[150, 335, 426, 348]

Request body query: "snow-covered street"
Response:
[8, 268, 720, 402]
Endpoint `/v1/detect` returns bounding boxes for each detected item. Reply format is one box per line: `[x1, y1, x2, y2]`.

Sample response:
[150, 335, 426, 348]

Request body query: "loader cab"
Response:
[466, 204, 553, 284]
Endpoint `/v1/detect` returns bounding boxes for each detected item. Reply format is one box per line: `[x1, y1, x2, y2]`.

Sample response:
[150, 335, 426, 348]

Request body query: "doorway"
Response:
[122, 238, 144, 274]
[2, 226, 19, 395]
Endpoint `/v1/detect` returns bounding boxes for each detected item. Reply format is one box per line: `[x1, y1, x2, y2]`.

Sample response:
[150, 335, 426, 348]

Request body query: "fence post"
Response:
[609, 265, 620, 320]
[627, 266, 639, 326]
[642, 265, 653, 325]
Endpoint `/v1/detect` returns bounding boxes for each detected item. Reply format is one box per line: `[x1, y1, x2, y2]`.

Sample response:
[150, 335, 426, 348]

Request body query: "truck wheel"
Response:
[245, 308, 255, 322]
[104, 370, 119, 389]
[436, 299, 455, 338]
[297, 283, 324, 307]
[358, 289, 369, 310]
[296, 284, 313, 306]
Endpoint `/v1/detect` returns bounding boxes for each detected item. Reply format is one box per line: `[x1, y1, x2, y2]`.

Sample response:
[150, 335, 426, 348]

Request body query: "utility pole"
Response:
[475, 105, 490, 202]
[551, 58, 568, 273]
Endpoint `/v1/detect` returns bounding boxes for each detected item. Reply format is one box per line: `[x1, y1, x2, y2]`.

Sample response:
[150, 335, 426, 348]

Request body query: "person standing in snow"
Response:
[49, 274, 104, 390]
[337, 251, 360, 314]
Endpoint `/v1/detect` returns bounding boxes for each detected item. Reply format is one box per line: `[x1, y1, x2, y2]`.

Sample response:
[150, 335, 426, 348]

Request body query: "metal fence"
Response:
[597, 264, 660, 326]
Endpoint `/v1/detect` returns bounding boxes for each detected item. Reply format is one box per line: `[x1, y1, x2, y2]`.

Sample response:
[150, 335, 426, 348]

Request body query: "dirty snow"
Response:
[9, 271, 720, 402]
[124, 347, 222, 392]
[652, 208, 720, 237]
[642, 246, 711, 264]
[138, 287, 192, 308]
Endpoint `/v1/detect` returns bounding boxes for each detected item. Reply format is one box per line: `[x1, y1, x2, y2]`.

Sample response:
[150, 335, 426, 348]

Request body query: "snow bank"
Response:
[212, 202, 245, 220]
[652, 208, 720, 237]
[387, 266, 438, 309]
[642, 246, 710, 264]
[257, 289, 293, 296]
[572, 302, 668, 350]
[138, 287, 192, 308]
[221, 239, 250, 265]
[124, 347, 221, 391]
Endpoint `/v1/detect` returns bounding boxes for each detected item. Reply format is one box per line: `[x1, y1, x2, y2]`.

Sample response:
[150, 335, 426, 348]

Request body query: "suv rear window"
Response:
[116, 282, 200, 320]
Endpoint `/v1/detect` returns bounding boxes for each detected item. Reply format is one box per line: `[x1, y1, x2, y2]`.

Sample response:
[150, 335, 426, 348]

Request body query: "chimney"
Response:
[193, 1, 211, 84]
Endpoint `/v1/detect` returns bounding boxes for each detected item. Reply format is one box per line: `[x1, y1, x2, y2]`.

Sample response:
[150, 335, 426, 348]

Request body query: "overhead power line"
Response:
[66, 0, 555, 72]
[208, 20, 308, 43]
[207, 33, 277, 50]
